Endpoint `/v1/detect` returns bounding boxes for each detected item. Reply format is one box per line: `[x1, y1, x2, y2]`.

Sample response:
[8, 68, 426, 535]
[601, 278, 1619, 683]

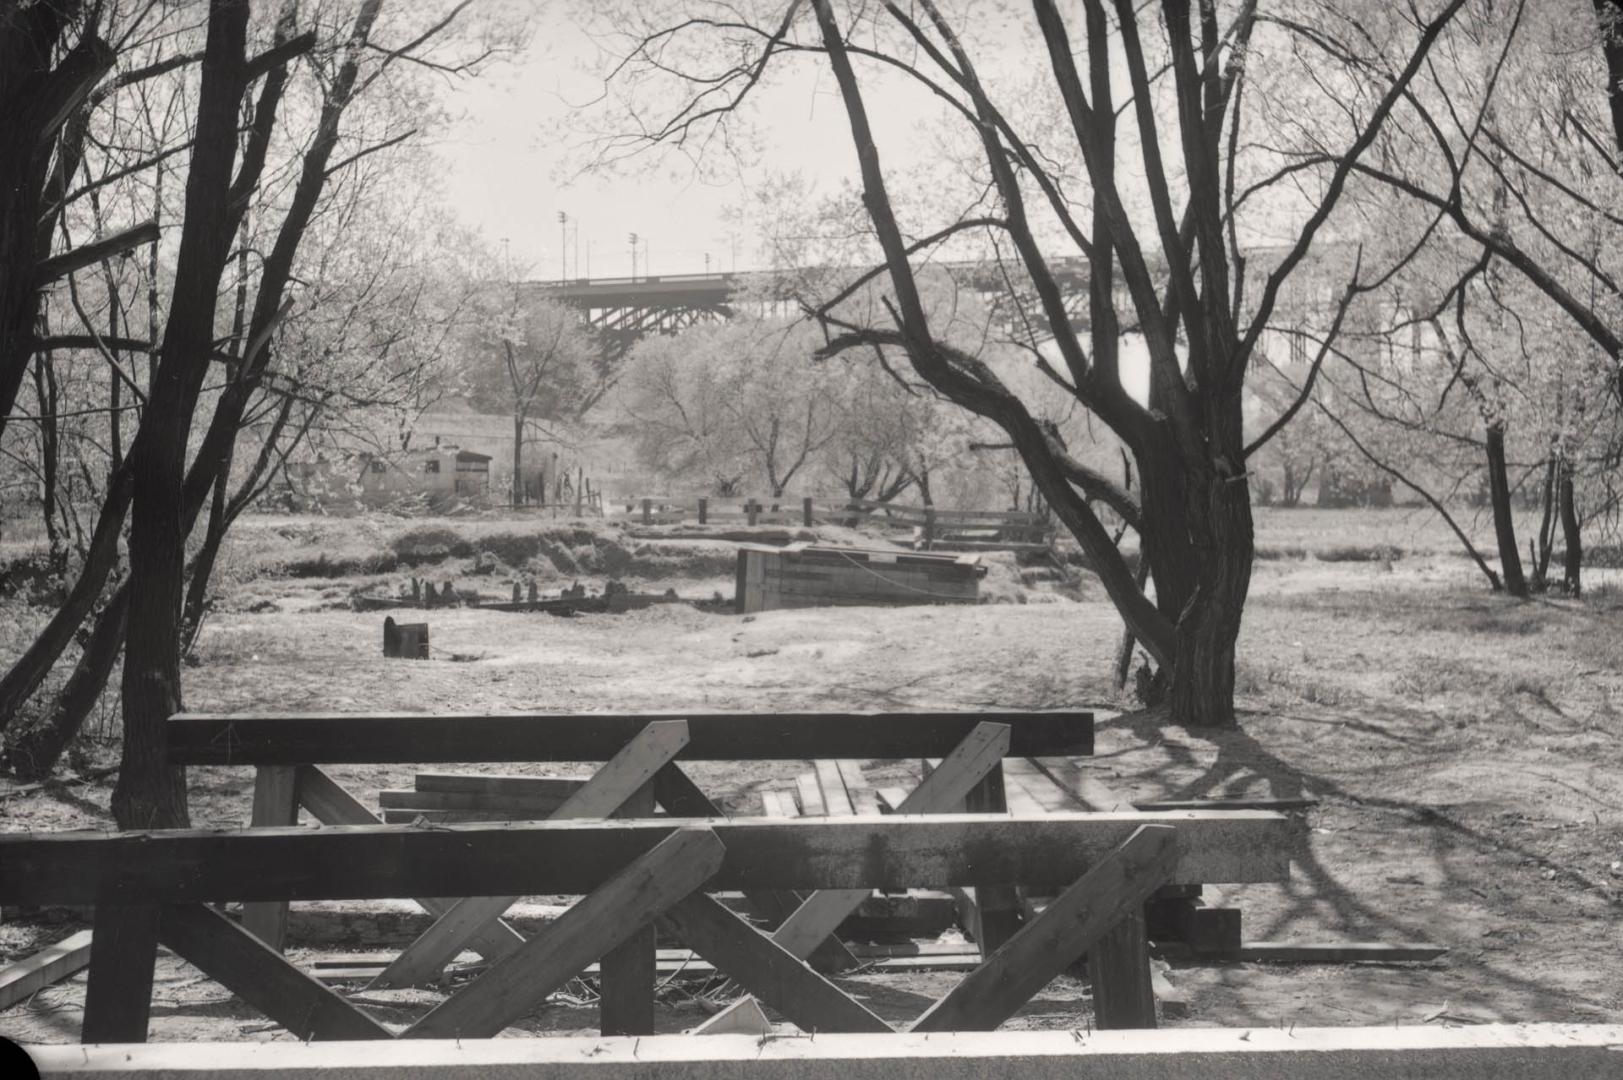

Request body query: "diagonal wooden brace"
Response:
[405, 826, 724, 1039]
[910, 823, 1177, 1032]
[370, 719, 692, 989]
[658, 891, 891, 1034]
[158, 903, 391, 1041]
[771, 722, 1011, 960]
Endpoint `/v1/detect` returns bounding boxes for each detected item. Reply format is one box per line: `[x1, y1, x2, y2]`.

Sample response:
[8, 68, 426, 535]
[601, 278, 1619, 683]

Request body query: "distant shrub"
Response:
[1317, 544, 1403, 563]
[1255, 545, 1308, 560]
[390, 526, 472, 564]
[282, 552, 398, 577]
[475, 532, 543, 566]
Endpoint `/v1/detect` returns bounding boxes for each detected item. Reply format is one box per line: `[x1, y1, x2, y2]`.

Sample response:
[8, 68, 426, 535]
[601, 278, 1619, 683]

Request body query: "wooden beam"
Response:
[371, 721, 691, 989]
[912, 825, 1176, 1032]
[1133, 797, 1319, 812]
[29, 1024, 1623, 1076]
[649, 762, 715, 818]
[0, 929, 93, 1012]
[599, 782, 658, 1036]
[0, 812, 1292, 907]
[658, 892, 891, 1034]
[242, 765, 299, 950]
[80, 904, 158, 1044]
[962, 762, 1022, 954]
[413, 773, 589, 797]
[376, 790, 576, 815]
[157, 904, 389, 1041]
[404, 827, 724, 1039]
[293, 765, 525, 962]
[771, 723, 1012, 959]
[165, 711, 1092, 765]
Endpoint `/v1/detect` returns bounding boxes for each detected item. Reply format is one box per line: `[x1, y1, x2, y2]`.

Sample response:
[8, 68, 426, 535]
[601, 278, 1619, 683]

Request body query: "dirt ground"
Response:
[2, 507, 1621, 1042]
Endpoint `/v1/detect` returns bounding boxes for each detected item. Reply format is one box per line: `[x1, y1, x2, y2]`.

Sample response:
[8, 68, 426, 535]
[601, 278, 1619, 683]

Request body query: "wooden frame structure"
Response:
[0, 810, 1291, 1044]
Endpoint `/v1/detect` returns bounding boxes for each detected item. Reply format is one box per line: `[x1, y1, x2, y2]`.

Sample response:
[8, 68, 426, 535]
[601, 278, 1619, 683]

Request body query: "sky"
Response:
[432, 3, 1001, 280]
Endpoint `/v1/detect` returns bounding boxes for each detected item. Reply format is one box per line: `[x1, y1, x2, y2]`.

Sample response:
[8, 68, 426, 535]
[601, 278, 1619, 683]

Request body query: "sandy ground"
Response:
[2, 509, 1621, 1041]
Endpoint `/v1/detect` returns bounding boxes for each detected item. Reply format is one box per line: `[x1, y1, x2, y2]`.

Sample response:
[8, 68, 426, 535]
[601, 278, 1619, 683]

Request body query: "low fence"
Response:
[616, 496, 1053, 550]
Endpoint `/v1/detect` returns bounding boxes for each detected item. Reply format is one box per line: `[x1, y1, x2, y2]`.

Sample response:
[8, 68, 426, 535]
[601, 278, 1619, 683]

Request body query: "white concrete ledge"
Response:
[24, 1024, 1623, 1079]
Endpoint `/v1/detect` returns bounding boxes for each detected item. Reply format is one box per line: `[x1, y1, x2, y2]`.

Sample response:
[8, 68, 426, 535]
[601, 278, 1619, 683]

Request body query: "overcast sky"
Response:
[433, 3, 1009, 281]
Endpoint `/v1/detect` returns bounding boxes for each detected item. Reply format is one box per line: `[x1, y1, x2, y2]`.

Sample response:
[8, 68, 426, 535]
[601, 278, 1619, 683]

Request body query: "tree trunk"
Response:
[9, 583, 129, 782]
[113, 0, 252, 831]
[1558, 457, 1582, 597]
[512, 412, 524, 506]
[1484, 423, 1528, 599]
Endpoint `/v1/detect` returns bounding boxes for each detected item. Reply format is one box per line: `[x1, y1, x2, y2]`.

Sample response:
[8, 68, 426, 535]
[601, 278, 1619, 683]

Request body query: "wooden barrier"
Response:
[735, 544, 986, 613]
[0, 812, 1291, 1044]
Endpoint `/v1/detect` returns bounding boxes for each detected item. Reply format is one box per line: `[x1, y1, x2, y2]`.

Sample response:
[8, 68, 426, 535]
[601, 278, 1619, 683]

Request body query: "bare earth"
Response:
[2, 508, 1621, 1042]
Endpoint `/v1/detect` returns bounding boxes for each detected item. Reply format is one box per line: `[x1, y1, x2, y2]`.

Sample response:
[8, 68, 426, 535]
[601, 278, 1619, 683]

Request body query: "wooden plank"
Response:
[0, 812, 1293, 907]
[760, 790, 796, 818]
[242, 765, 299, 951]
[371, 720, 691, 989]
[377, 790, 576, 814]
[0, 929, 93, 1012]
[649, 762, 716, 818]
[81, 904, 159, 1044]
[405, 827, 724, 1039]
[657, 892, 890, 1035]
[317, 951, 989, 983]
[157, 903, 389, 1041]
[794, 773, 827, 817]
[962, 761, 1022, 954]
[1002, 758, 1089, 811]
[294, 765, 525, 962]
[835, 760, 880, 816]
[771, 723, 1011, 959]
[913, 824, 1177, 1032]
[413, 773, 589, 797]
[690, 996, 773, 1035]
[1090, 905, 1157, 1030]
[599, 782, 657, 1036]
[166, 711, 1093, 764]
[815, 760, 855, 817]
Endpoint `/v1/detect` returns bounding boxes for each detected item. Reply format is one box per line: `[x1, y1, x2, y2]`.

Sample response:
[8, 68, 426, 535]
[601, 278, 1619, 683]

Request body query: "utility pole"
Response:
[557, 211, 567, 280]
[629, 232, 638, 282]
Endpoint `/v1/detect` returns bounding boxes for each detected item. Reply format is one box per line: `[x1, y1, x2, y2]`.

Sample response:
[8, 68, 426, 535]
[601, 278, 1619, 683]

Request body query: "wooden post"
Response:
[802, 497, 814, 527]
[962, 762, 1021, 954]
[81, 904, 160, 1043]
[642, 498, 652, 525]
[242, 765, 298, 950]
[746, 499, 759, 527]
[698, 497, 708, 525]
[1089, 905, 1157, 1029]
[599, 781, 657, 1036]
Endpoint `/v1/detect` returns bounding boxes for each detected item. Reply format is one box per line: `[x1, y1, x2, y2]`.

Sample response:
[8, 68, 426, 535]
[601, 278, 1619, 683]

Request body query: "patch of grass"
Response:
[1317, 544, 1404, 563]
[390, 526, 473, 564]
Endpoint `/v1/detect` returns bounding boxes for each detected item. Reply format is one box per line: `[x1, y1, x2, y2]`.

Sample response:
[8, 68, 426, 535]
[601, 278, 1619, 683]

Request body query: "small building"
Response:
[735, 543, 984, 613]
[357, 445, 492, 508]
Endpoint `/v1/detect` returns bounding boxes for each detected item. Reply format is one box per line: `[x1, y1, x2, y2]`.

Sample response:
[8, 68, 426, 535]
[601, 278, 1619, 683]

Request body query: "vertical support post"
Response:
[1089, 907, 1157, 1029]
[962, 761, 1021, 954]
[598, 781, 658, 1035]
[641, 498, 652, 525]
[746, 499, 759, 527]
[698, 497, 708, 525]
[802, 497, 814, 527]
[81, 904, 160, 1044]
[242, 765, 299, 950]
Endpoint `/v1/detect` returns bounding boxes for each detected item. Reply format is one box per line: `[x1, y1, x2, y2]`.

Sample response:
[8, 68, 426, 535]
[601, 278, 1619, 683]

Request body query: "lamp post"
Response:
[557, 211, 567, 281]
[629, 232, 638, 282]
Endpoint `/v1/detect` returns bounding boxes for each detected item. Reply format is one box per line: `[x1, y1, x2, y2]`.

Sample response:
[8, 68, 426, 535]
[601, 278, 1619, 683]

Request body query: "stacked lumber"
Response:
[377, 772, 588, 823]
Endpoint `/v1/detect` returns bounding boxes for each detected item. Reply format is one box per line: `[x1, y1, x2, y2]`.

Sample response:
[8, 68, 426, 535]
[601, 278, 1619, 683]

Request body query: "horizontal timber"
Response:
[0, 811, 1288, 907]
[26, 1025, 1623, 1078]
[165, 711, 1091, 765]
